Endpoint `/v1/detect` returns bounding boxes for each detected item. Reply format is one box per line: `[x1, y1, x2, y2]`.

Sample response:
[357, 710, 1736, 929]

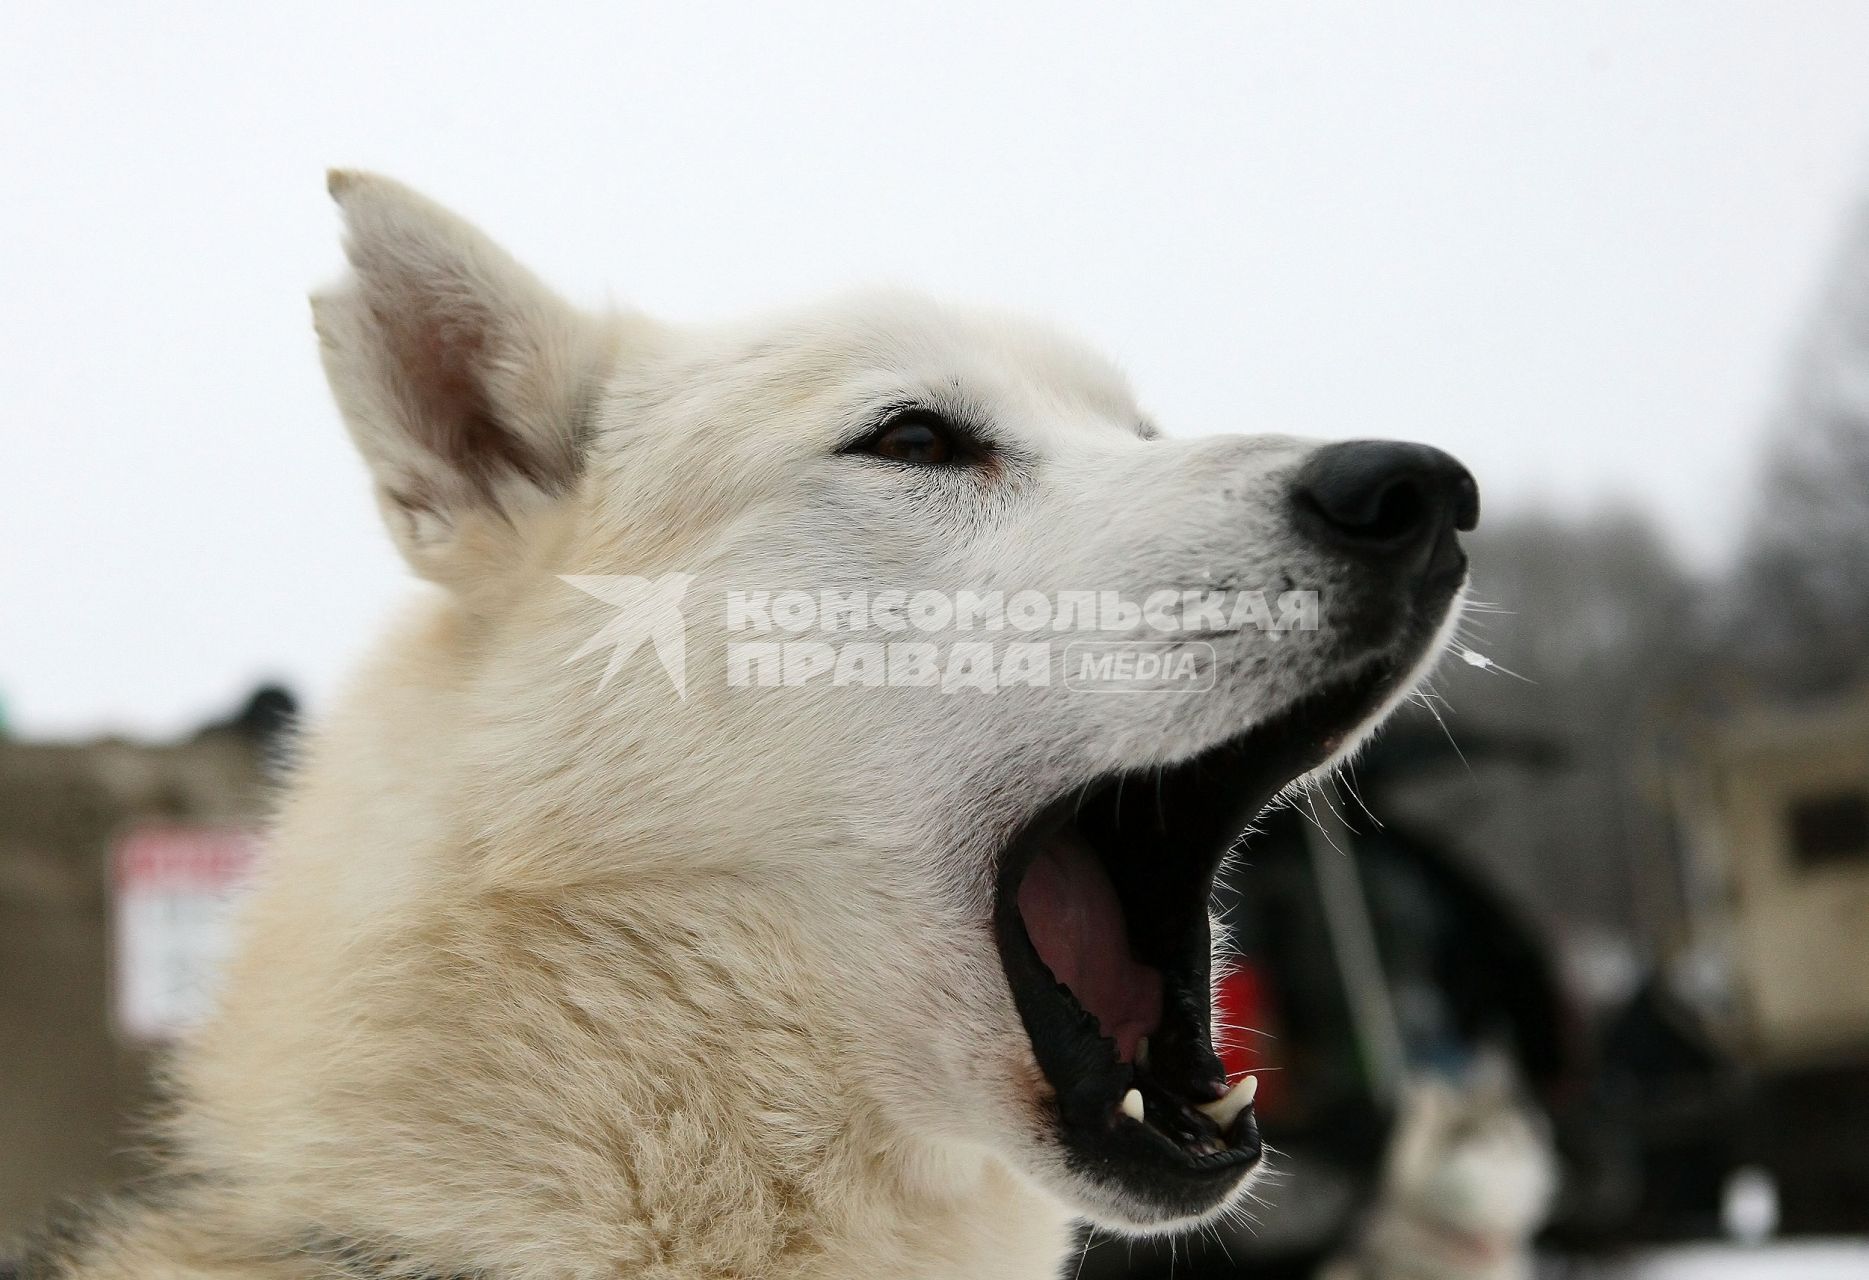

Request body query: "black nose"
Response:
[1292, 440, 1479, 565]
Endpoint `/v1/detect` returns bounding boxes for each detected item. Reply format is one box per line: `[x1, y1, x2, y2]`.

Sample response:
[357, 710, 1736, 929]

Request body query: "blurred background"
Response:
[3, 5, 1868, 1277]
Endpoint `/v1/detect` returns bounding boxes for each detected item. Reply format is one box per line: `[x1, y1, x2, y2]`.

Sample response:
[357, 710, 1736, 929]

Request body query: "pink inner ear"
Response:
[375, 292, 560, 502]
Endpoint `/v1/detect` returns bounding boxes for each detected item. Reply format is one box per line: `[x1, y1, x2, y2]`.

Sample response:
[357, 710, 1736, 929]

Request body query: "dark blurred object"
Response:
[1575, 977, 1746, 1245]
[205, 683, 299, 754]
[0, 685, 292, 1240]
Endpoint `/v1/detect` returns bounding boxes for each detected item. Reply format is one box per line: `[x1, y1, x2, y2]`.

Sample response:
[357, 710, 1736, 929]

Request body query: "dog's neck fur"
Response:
[90, 608, 1071, 1280]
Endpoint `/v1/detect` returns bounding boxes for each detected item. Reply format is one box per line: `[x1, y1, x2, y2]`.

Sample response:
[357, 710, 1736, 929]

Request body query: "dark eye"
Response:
[848, 410, 969, 466]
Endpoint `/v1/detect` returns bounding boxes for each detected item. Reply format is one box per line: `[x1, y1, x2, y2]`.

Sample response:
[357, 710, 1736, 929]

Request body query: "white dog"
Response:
[1319, 1062, 1557, 1280]
[19, 173, 1476, 1279]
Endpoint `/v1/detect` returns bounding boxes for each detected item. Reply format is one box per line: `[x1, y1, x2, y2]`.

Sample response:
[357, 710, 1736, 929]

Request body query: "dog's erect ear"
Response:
[313, 171, 611, 586]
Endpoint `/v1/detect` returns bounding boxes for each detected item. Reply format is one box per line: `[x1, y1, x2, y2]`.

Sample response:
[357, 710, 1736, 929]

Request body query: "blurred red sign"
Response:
[111, 825, 260, 1041]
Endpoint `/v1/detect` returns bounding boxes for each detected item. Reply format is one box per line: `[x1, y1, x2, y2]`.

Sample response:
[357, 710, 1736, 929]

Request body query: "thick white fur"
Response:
[49, 174, 1459, 1278]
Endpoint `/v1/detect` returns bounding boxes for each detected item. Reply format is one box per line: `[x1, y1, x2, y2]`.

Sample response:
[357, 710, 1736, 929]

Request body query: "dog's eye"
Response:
[848, 410, 972, 466]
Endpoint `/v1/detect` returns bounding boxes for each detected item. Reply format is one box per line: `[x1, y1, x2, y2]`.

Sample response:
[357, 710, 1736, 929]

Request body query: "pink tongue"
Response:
[1016, 828, 1163, 1062]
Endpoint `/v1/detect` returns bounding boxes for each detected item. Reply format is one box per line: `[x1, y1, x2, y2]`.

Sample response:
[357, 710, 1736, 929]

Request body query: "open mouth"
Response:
[992, 660, 1400, 1220]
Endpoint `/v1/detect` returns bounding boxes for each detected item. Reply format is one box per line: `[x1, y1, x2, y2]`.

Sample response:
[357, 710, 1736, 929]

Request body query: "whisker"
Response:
[1339, 759, 1384, 829]
[1413, 682, 1472, 774]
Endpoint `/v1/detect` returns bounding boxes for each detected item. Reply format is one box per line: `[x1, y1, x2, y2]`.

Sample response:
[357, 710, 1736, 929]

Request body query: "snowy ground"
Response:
[1551, 1241, 1869, 1278]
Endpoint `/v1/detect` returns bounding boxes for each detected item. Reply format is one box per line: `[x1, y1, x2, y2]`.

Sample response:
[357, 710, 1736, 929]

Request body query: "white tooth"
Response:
[1197, 1074, 1259, 1130]
[1120, 1088, 1145, 1123]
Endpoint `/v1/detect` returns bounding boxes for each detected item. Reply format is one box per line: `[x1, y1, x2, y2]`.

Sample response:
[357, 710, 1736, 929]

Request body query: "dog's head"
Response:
[313, 173, 1475, 1233]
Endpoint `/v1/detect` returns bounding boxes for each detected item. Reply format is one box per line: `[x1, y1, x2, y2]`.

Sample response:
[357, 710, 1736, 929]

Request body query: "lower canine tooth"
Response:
[1197, 1074, 1258, 1130]
[1120, 1088, 1145, 1123]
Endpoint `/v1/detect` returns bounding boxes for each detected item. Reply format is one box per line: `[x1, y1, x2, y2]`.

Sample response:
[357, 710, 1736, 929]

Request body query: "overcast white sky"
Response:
[5, 3, 1869, 738]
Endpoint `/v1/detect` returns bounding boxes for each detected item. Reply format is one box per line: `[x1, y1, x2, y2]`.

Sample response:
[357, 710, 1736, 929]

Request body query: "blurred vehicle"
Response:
[1639, 688, 1869, 1237]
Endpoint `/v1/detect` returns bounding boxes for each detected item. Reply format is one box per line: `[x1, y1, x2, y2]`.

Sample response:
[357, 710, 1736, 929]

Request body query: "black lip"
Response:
[992, 657, 1411, 1220]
